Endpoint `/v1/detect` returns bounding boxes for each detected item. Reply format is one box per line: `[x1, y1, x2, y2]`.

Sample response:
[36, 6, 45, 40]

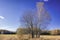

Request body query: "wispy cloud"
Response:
[44, 0, 48, 1]
[0, 16, 5, 19]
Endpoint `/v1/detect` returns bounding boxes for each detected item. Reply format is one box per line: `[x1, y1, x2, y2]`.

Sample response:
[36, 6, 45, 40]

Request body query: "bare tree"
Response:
[20, 11, 35, 38]
[19, 2, 51, 38]
[36, 2, 51, 37]
[20, 10, 51, 38]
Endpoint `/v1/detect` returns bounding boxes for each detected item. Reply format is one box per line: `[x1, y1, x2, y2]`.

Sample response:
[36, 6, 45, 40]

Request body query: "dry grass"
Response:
[0, 34, 60, 40]
[40, 35, 60, 40]
[0, 34, 18, 40]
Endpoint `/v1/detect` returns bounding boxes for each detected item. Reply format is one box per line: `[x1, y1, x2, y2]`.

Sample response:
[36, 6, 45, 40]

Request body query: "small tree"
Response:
[18, 2, 51, 38]
[36, 2, 51, 37]
[20, 11, 35, 38]
[19, 9, 51, 38]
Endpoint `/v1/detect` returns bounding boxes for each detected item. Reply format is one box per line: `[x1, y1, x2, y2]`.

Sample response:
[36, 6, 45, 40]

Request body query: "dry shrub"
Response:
[17, 34, 32, 40]
[17, 34, 23, 40]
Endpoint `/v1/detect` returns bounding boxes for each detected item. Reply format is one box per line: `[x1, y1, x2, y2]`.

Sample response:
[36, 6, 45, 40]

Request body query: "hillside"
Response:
[0, 30, 16, 34]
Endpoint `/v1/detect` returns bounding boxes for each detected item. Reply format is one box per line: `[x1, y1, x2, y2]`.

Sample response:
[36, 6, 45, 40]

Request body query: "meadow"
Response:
[0, 34, 18, 40]
[0, 34, 60, 40]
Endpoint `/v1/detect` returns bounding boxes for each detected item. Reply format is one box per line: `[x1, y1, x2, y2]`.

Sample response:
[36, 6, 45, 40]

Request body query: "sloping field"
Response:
[41, 35, 60, 38]
[0, 35, 60, 40]
[40, 35, 60, 40]
[0, 34, 18, 40]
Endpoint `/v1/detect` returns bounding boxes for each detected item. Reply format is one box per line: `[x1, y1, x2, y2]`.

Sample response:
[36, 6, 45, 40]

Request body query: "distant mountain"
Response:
[0, 30, 16, 34]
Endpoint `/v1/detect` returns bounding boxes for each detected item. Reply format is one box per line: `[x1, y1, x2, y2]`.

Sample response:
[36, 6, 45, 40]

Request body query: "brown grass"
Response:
[0, 34, 60, 40]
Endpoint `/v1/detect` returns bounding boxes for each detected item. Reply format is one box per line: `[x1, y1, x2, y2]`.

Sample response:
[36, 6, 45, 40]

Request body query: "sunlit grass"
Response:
[0, 34, 60, 40]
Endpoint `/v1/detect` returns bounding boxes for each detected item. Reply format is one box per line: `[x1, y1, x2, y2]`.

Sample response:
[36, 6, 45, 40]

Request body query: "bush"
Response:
[41, 31, 51, 35]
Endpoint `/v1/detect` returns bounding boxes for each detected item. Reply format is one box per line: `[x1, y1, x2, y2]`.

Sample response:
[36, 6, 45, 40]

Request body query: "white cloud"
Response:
[44, 0, 48, 1]
[0, 16, 5, 19]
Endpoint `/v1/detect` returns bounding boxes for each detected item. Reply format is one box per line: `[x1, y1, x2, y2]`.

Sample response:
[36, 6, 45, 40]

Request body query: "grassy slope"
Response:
[41, 35, 60, 38]
[0, 35, 60, 40]
[0, 34, 18, 40]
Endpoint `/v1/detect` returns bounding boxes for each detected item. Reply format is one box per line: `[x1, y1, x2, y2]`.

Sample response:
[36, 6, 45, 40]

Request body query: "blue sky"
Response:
[0, 0, 60, 31]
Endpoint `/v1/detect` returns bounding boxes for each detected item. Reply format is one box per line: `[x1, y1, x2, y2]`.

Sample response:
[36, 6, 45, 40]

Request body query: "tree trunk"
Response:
[36, 27, 38, 38]
[31, 22, 34, 38]
[37, 28, 41, 38]
[31, 31, 34, 38]
[38, 32, 40, 38]
[36, 33, 37, 38]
